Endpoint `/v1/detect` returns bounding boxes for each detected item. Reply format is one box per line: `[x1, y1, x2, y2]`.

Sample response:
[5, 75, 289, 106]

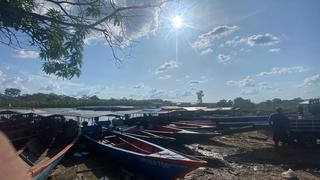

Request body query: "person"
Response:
[0, 131, 31, 180]
[268, 107, 290, 148]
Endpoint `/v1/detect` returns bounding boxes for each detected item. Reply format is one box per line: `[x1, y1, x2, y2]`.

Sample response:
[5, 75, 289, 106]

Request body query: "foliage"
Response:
[0, 0, 169, 78]
[0, 88, 304, 112]
[233, 97, 255, 111]
[0, 92, 173, 108]
[255, 98, 303, 113]
[4, 88, 21, 97]
[216, 99, 233, 107]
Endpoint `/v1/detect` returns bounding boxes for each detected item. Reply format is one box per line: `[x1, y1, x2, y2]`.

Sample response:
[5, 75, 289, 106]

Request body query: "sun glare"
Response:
[172, 16, 183, 29]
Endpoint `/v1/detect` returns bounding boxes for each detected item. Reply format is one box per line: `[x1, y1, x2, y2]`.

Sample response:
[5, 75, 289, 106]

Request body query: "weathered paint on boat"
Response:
[146, 126, 220, 143]
[30, 126, 81, 180]
[124, 130, 176, 145]
[0, 110, 81, 180]
[83, 127, 205, 179]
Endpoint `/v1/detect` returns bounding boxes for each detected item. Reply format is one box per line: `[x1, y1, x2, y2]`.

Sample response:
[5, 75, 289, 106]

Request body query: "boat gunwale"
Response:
[84, 132, 204, 163]
[29, 124, 81, 176]
[126, 131, 176, 141]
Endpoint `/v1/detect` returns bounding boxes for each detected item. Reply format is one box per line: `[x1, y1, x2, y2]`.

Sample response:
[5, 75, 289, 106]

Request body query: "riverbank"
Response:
[49, 130, 320, 179]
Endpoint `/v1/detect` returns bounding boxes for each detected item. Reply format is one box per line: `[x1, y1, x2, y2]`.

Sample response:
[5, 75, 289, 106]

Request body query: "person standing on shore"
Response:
[268, 107, 290, 148]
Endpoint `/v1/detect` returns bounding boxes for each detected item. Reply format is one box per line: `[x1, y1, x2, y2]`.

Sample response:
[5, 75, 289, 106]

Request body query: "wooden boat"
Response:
[168, 122, 216, 131]
[100, 125, 175, 145]
[82, 125, 206, 179]
[0, 111, 81, 179]
[145, 126, 220, 143]
[125, 130, 176, 144]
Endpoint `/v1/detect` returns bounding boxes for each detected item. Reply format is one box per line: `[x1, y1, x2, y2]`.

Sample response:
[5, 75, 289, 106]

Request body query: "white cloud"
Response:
[225, 33, 280, 47]
[22, 73, 108, 96]
[0, 75, 28, 93]
[189, 80, 200, 86]
[14, 50, 39, 59]
[83, 1, 163, 47]
[189, 78, 208, 86]
[300, 74, 320, 87]
[146, 88, 194, 100]
[158, 75, 171, 80]
[0, 71, 5, 81]
[258, 66, 305, 76]
[155, 60, 178, 74]
[258, 82, 273, 90]
[235, 82, 274, 96]
[192, 25, 238, 51]
[148, 88, 166, 99]
[13, 77, 23, 85]
[218, 54, 231, 64]
[175, 90, 193, 99]
[241, 88, 259, 95]
[225, 37, 247, 47]
[269, 48, 281, 52]
[39, 84, 61, 91]
[133, 83, 145, 89]
[200, 48, 213, 56]
[248, 33, 280, 46]
[227, 76, 255, 88]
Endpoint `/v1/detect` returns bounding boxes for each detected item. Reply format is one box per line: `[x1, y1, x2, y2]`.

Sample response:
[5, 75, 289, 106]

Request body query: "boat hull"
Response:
[145, 128, 220, 143]
[32, 153, 66, 180]
[83, 133, 202, 179]
[125, 131, 175, 145]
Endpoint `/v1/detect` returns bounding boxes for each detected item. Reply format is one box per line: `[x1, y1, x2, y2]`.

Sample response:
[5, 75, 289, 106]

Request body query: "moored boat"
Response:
[0, 111, 81, 179]
[82, 125, 206, 179]
[168, 122, 216, 131]
[145, 126, 220, 143]
[125, 130, 176, 145]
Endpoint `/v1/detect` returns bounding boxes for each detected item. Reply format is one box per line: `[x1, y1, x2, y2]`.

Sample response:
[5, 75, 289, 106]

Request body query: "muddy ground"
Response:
[49, 130, 320, 180]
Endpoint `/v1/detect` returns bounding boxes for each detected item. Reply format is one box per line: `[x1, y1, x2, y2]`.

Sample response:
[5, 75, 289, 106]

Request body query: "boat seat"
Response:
[113, 142, 126, 147]
[104, 135, 116, 139]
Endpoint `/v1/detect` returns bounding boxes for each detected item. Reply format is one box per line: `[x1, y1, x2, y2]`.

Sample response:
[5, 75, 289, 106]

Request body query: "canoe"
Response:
[101, 125, 175, 145]
[0, 111, 81, 179]
[82, 125, 206, 179]
[145, 126, 220, 143]
[125, 130, 176, 144]
[168, 122, 216, 131]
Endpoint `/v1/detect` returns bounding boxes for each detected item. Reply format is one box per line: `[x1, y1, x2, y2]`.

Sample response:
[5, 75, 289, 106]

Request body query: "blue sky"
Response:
[0, 0, 319, 102]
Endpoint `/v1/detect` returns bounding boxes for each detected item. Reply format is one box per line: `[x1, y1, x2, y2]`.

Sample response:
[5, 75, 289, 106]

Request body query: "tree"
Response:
[4, 88, 21, 97]
[216, 99, 228, 107]
[216, 99, 233, 107]
[233, 97, 255, 111]
[0, 0, 170, 79]
[196, 90, 204, 104]
[90, 95, 99, 100]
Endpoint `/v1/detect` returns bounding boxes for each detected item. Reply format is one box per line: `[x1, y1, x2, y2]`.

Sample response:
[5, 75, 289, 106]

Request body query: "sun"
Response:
[171, 16, 183, 29]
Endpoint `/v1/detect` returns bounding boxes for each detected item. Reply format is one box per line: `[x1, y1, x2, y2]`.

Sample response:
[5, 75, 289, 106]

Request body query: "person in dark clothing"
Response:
[268, 107, 290, 148]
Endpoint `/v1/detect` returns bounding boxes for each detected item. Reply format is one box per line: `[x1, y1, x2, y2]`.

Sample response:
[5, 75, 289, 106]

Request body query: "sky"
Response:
[0, 0, 320, 103]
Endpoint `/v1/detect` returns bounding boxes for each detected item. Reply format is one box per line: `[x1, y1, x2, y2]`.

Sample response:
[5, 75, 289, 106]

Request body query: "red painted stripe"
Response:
[29, 128, 81, 176]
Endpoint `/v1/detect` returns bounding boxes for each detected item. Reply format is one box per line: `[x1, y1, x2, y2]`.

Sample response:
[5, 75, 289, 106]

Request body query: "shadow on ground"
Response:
[225, 145, 320, 168]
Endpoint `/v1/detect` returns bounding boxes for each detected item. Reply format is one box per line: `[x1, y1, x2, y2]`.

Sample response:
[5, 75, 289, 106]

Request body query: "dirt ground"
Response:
[49, 130, 320, 180]
[182, 130, 320, 180]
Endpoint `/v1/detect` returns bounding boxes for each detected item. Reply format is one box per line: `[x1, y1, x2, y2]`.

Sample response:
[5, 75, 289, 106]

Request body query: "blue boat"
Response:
[82, 125, 206, 179]
[0, 111, 81, 180]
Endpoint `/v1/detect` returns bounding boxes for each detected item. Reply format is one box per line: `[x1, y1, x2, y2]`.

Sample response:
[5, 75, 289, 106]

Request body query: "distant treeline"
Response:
[0, 88, 303, 112]
[0, 92, 172, 108]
